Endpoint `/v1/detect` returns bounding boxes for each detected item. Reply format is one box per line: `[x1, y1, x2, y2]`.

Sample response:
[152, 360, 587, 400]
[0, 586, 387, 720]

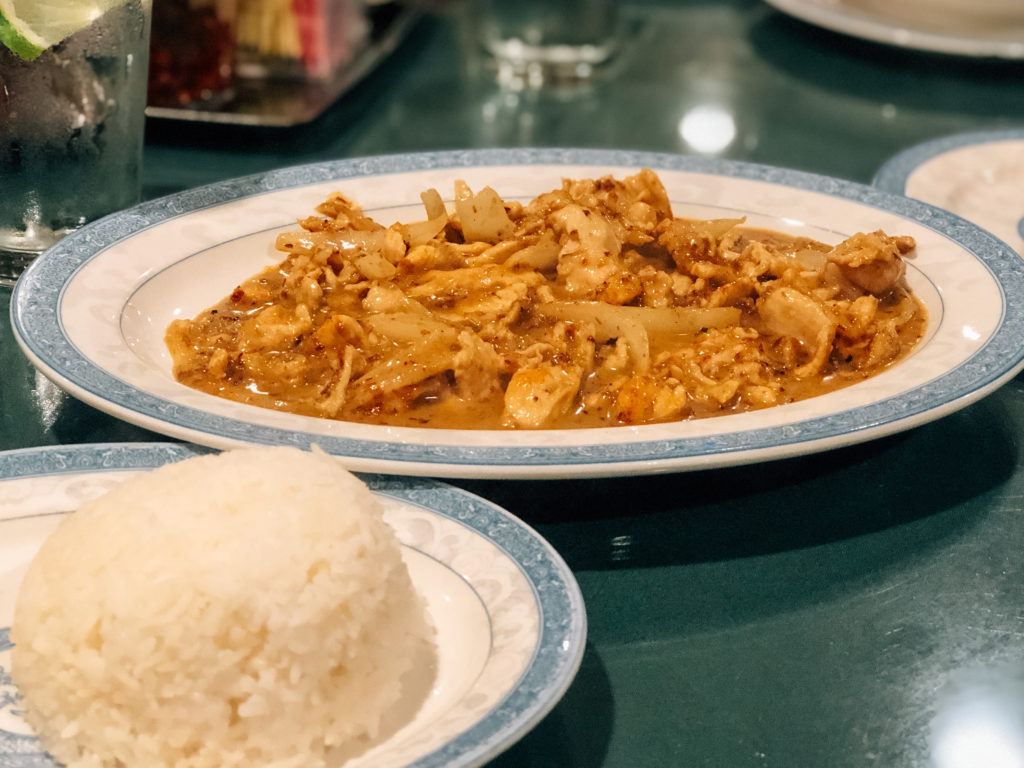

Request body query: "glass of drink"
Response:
[0, 0, 152, 285]
[477, 0, 620, 88]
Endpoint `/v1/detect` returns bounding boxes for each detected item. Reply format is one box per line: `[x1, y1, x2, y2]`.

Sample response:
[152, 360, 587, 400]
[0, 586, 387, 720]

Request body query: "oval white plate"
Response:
[0, 443, 586, 768]
[11, 149, 1024, 479]
[763, 0, 1024, 58]
[875, 129, 1024, 257]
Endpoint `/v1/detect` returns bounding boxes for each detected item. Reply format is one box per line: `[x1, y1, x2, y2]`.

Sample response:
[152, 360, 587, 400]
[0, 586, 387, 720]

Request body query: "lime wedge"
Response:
[0, 0, 127, 60]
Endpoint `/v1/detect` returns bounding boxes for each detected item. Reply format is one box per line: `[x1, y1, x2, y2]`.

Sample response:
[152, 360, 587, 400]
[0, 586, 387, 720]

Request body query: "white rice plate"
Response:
[11, 447, 433, 768]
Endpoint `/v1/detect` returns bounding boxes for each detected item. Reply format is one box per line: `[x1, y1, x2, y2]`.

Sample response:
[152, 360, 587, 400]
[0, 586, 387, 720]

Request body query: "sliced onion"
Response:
[364, 312, 458, 344]
[539, 302, 740, 336]
[403, 215, 448, 247]
[455, 186, 515, 243]
[421, 188, 447, 220]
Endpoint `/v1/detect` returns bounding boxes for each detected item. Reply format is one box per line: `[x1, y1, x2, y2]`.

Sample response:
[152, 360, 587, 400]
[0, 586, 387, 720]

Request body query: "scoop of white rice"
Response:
[12, 447, 432, 768]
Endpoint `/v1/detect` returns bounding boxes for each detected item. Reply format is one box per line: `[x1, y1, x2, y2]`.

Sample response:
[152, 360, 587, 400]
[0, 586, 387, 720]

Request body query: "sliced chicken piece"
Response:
[442, 283, 531, 327]
[550, 204, 624, 297]
[452, 332, 503, 401]
[599, 271, 643, 306]
[637, 265, 674, 307]
[623, 168, 673, 219]
[656, 217, 743, 271]
[865, 320, 901, 369]
[615, 375, 688, 423]
[207, 348, 229, 379]
[294, 273, 323, 313]
[314, 313, 366, 349]
[239, 351, 310, 385]
[831, 295, 878, 340]
[827, 231, 912, 295]
[502, 364, 582, 428]
[707, 276, 756, 308]
[400, 243, 466, 274]
[317, 346, 355, 417]
[237, 304, 312, 352]
[314, 192, 382, 231]
[406, 265, 540, 307]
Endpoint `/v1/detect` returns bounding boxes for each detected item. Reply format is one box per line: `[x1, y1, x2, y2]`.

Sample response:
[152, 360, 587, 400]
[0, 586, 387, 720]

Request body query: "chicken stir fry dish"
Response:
[166, 170, 926, 429]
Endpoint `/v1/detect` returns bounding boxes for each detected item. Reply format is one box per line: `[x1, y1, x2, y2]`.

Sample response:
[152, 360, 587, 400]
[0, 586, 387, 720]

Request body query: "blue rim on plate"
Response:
[0, 442, 587, 768]
[874, 128, 1024, 194]
[11, 148, 1024, 475]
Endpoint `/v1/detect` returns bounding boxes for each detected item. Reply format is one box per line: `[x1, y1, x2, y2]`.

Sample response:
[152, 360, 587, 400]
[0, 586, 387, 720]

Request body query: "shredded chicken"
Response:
[166, 170, 926, 430]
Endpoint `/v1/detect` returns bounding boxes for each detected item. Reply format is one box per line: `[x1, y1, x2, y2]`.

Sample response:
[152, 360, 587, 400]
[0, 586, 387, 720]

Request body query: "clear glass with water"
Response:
[0, 0, 152, 285]
[478, 0, 620, 86]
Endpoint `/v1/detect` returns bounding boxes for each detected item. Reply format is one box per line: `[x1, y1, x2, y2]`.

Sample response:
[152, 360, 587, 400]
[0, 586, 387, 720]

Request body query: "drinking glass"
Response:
[0, 0, 152, 285]
[477, 0, 620, 86]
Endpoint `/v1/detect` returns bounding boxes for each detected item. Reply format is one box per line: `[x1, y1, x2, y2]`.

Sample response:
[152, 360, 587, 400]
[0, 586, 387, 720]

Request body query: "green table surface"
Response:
[5, 1, 1024, 765]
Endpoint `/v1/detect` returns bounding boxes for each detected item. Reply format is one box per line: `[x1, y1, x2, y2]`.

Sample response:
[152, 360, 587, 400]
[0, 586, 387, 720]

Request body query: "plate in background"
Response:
[764, 0, 1024, 58]
[875, 128, 1024, 257]
[0, 442, 586, 767]
[11, 148, 1024, 478]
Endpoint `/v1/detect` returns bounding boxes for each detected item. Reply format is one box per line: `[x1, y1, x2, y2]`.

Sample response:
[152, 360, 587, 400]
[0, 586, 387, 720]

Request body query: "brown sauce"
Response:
[167, 171, 927, 430]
